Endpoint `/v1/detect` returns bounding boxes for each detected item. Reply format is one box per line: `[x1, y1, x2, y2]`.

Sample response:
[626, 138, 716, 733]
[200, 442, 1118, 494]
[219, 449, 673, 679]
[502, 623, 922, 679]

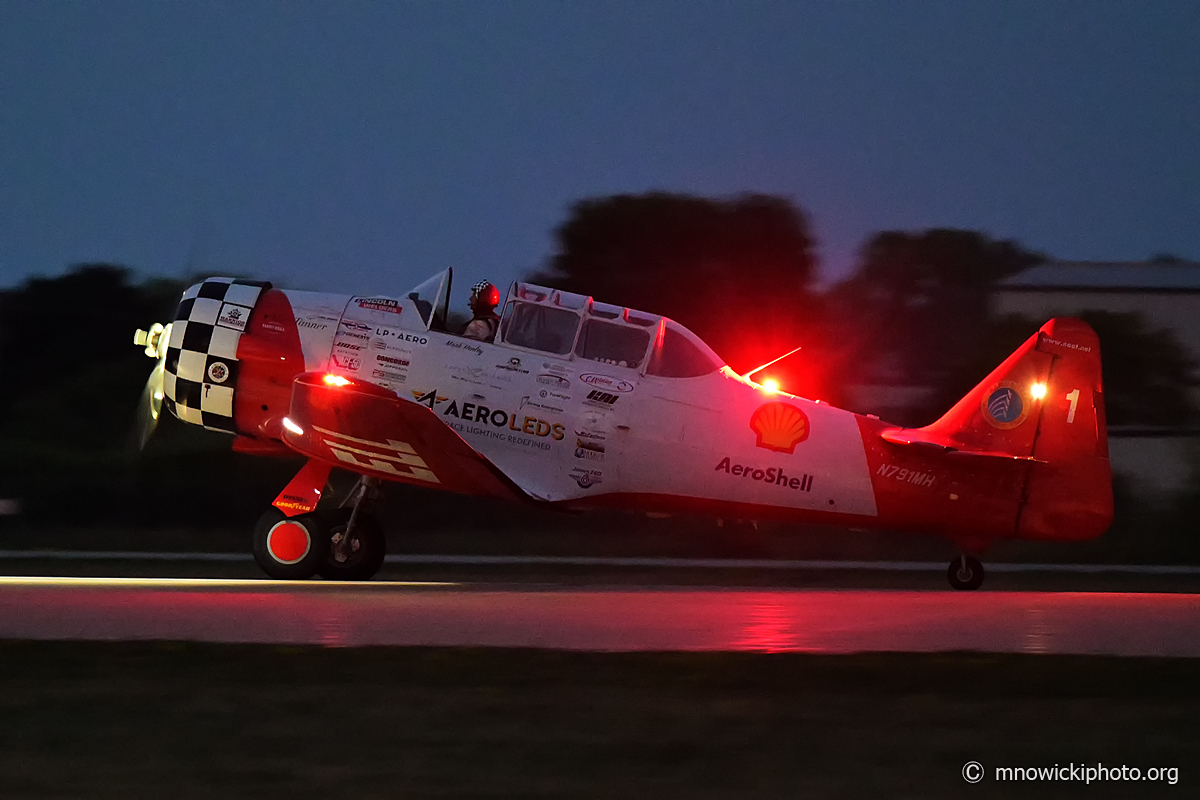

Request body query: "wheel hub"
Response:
[267, 521, 311, 564]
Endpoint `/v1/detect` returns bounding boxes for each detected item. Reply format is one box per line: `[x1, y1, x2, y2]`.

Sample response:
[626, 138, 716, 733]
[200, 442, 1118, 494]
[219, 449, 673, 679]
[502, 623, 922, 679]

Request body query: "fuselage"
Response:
[268, 281, 1036, 548]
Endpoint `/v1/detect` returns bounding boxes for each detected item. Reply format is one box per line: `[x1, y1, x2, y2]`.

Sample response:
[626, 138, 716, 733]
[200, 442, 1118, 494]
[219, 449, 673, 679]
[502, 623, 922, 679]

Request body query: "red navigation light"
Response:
[323, 374, 352, 387]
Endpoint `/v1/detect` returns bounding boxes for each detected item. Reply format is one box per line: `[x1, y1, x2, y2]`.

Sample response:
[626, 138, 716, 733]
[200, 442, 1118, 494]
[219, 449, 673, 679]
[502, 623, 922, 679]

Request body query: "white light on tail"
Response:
[762, 378, 780, 394]
[282, 417, 304, 436]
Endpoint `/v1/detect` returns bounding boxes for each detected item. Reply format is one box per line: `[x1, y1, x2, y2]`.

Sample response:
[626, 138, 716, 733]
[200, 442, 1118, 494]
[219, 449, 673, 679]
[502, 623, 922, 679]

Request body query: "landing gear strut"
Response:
[317, 476, 387, 581]
[947, 555, 985, 591]
[252, 475, 387, 581]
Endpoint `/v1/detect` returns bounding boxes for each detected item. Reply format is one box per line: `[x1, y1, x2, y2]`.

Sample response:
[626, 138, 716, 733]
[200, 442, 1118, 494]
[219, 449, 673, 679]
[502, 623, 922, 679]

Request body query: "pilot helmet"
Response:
[470, 280, 500, 309]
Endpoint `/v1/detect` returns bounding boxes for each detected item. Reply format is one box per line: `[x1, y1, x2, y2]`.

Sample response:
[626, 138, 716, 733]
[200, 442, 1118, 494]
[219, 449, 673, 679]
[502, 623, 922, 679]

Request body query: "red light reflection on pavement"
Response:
[2, 580, 1200, 657]
[732, 599, 801, 653]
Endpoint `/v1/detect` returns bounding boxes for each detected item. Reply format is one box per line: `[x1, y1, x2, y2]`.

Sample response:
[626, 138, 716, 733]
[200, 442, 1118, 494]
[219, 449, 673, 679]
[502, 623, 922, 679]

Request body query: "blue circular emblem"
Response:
[981, 381, 1030, 429]
[987, 387, 1022, 423]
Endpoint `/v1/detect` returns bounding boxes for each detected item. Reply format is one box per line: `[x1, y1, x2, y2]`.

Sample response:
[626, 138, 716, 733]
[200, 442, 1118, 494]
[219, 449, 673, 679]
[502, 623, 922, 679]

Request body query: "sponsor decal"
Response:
[539, 388, 570, 401]
[1043, 337, 1092, 353]
[537, 374, 570, 388]
[413, 389, 448, 407]
[371, 339, 413, 354]
[335, 340, 364, 352]
[341, 321, 371, 332]
[579, 373, 634, 393]
[574, 439, 605, 461]
[749, 402, 810, 454]
[357, 297, 402, 314]
[217, 303, 252, 332]
[274, 494, 313, 514]
[876, 464, 936, 487]
[571, 467, 603, 489]
[496, 357, 530, 374]
[296, 316, 332, 331]
[341, 331, 369, 342]
[575, 429, 606, 441]
[586, 390, 619, 406]
[206, 361, 230, 384]
[982, 380, 1029, 430]
[376, 354, 410, 367]
[262, 320, 286, 334]
[519, 396, 564, 414]
[371, 368, 407, 383]
[445, 340, 483, 355]
[332, 354, 361, 371]
[375, 328, 427, 346]
[415, 389, 565, 442]
[715, 457, 814, 492]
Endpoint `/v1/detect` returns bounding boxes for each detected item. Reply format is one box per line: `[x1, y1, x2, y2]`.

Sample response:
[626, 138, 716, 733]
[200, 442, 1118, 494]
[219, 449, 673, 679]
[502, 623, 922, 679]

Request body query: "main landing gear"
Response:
[252, 476, 387, 581]
[947, 555, 985, 591]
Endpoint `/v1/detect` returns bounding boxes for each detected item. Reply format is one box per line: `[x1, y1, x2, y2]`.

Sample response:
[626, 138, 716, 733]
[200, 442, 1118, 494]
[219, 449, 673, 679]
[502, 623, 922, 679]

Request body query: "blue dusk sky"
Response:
[2, 1, 1198, 298]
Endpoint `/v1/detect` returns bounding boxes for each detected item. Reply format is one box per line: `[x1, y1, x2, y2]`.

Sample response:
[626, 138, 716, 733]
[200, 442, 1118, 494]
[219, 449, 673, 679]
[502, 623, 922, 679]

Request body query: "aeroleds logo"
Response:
[412, 390, 565, 441]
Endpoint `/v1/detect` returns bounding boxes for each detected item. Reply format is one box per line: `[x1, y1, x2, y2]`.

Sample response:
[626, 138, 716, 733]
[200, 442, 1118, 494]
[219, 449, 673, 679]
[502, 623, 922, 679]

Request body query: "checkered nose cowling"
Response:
[163, 277, 272, 433]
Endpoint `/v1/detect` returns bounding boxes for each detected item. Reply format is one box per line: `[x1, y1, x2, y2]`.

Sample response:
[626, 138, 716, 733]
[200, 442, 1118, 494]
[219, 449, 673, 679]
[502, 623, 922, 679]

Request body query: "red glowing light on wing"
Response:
[323, 374, 352, 387]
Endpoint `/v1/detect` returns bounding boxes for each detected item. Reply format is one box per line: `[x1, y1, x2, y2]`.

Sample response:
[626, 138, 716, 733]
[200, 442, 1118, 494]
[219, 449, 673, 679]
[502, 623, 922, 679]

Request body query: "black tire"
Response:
[252, 509, 329, 580]
[316, 507, 386, 581]
[947, 556, 985, 590]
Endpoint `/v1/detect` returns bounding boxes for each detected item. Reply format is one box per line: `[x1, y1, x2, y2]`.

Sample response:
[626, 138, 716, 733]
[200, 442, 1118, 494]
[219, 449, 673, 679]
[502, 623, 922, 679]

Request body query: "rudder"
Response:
[1018, 318, 1112, 540]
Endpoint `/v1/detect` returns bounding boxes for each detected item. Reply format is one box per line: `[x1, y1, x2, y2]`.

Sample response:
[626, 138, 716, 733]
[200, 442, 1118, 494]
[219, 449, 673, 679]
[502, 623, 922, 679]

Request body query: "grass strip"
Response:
[0, 642, 1196, 798]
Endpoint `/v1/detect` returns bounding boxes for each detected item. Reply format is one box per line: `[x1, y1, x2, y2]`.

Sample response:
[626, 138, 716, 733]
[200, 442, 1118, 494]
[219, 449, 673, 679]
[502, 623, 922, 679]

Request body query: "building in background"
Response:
[995, 260, 1200, 498]
[995, 260, 1200, 379]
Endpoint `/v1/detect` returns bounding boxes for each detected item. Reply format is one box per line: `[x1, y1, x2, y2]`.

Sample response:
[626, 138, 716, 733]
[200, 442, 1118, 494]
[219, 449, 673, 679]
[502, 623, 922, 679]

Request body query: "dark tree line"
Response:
[0, 194, 1193, 457]
[532, 192, 1195, 427]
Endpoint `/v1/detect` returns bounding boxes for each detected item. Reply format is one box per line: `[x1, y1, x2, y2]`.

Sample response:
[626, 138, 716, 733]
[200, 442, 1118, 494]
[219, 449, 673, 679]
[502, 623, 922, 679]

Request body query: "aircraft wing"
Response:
[280, 373, 531, 500]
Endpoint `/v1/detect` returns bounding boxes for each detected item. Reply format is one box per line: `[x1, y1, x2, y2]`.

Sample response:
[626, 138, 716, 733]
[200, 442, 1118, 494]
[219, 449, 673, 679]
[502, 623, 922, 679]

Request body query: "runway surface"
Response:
[3, 577, 1200, 655]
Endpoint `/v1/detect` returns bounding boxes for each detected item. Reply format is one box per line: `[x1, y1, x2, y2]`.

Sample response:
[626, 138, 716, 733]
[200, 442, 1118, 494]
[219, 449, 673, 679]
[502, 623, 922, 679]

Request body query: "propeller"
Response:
[132, 323, 171, 450]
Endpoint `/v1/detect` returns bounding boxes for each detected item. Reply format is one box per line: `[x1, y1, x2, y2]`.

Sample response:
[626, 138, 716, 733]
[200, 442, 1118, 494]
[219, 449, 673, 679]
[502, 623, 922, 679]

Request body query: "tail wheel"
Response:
[316, 508, 386, 582]
[252, 509, 329, 580]
[947, 556, 985, 591]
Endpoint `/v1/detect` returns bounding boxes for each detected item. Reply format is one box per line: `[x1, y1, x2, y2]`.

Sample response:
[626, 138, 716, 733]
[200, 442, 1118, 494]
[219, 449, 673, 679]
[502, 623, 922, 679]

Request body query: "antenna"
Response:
[740, 345, 804, 381]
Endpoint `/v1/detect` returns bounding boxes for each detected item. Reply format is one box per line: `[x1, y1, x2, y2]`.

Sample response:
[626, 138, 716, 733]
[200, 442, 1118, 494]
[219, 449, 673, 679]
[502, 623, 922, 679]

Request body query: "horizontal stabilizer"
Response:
[878, 428, 1046, 462]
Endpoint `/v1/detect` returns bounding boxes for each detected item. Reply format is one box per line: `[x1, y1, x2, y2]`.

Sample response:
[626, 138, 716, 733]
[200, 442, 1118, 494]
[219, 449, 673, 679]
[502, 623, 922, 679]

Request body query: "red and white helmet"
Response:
[470, 280, 499, 308]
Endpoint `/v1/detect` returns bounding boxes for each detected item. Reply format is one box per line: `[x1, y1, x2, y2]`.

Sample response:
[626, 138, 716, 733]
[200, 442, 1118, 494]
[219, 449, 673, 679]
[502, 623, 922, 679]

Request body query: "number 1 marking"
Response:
[1065, 389, 1079, 424]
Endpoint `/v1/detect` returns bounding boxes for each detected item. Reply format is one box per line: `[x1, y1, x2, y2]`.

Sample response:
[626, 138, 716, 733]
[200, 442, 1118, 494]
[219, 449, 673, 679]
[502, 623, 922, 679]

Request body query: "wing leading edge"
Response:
[279, 373, 531, 503]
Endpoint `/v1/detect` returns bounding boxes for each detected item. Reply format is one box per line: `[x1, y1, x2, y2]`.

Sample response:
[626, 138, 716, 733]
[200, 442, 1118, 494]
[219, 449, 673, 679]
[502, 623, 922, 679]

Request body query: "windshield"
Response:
[647, 321, 724, 378]
[404, 268, 452, 330]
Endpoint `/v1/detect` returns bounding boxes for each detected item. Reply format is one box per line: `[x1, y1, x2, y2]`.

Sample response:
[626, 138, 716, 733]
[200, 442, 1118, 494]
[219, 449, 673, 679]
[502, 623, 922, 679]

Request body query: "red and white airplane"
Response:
[134, 268, 1112, 588]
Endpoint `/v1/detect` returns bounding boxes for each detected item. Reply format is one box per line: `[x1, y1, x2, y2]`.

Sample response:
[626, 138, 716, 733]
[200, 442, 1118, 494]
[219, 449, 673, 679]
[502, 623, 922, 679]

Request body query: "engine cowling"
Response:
[161, 278, 307, 443]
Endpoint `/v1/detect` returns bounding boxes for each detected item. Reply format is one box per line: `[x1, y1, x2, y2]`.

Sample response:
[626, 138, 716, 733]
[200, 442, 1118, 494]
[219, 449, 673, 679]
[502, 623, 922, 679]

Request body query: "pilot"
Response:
[462, 280, 501, 341]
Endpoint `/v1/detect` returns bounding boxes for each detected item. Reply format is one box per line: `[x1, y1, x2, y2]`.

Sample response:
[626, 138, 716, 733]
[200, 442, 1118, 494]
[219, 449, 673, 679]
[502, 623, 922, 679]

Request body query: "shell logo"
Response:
[749, 402, 810, 454]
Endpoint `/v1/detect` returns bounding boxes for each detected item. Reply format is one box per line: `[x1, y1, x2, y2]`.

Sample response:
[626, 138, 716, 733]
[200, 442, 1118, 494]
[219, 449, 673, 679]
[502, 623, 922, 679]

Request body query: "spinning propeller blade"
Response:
[132, 323, 170, 451]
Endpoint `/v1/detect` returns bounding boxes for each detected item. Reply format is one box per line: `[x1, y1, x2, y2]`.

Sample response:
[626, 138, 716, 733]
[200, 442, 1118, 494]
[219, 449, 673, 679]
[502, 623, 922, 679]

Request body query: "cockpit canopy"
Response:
[498, 282, 724, 378]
